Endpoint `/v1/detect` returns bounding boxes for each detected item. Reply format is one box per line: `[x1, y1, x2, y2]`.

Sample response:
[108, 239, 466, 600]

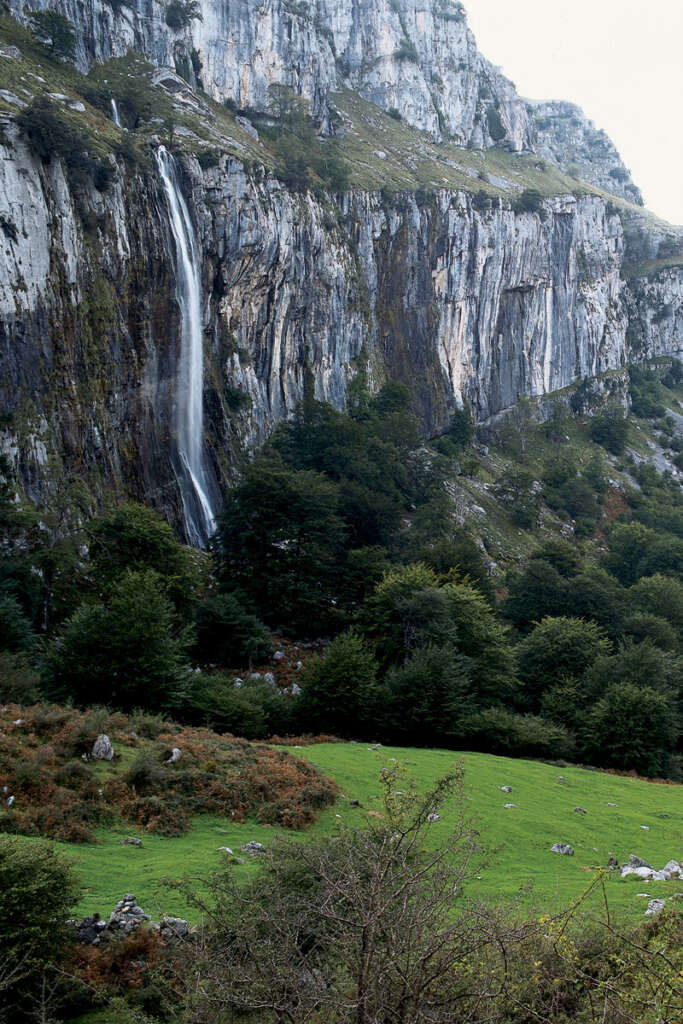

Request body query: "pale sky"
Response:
[465, 0, 683, 225]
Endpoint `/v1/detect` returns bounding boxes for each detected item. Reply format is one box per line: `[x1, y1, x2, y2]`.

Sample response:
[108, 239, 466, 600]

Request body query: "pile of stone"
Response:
[620, 855, 682, 881]
[70, 894, 191, 946]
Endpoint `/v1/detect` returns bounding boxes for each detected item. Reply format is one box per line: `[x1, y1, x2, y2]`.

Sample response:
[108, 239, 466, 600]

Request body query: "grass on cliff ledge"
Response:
[6, 742, 681, 925]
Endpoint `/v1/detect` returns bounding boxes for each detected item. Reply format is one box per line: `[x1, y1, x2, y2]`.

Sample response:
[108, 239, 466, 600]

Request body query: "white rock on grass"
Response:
[551, 843, 574, 856]
[92, 734, 114, 760]
[645, 899, 666, 916]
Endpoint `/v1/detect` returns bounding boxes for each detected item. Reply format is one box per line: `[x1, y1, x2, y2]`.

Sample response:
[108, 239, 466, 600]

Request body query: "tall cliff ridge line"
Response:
[0, 6, 681, 539]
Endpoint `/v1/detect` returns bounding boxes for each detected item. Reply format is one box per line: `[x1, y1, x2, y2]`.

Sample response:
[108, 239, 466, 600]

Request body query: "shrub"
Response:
[512, 188, 547, 219]
[0, 836, 79, 1014]
[583, 682, 678, 777]
[28, 10, 76, 62]
[589, 413, 628, 454]
[486, 104, 506, 142]
[463, 707, 575, 759]
[0, 651, 41, 704]
[394, 38, 419, 62]
[190, 673, 294, 739]
[165, 0, 202, 30]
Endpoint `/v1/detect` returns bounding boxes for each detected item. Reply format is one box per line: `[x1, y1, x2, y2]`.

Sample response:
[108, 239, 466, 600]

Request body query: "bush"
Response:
[29, 10, 76, 61]
[486, 104, 506, 142]
[0, 651, 41, 704]
[165, 0, 202, 30]
[583, 682, 678, 777]
[463, 707, 575, 759]
[0, 836, 79, 1015]
[512, 188, 546, 219]
[394, 38, 419, 62]
[589, 413, 628, 454]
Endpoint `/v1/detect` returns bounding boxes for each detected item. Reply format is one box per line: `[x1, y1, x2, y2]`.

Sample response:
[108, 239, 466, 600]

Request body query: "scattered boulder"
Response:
[500, 786, 512, 793]
[606, 802, 617, 807]
[628, 854, 652, 869]
[242, 840, 266, 856]
[290, 682, 302, 696]
[640, 825, 650, 831]
[573, 807, 587, 814]
[551, 843, 574, 856]
[504, 803, 518, 809]
[663, 860, 682, 876]
[160, 915, 189, 939]
[92, 734, 114, 761]
[273, 650, 285, 662]
[118, 837, 142, 847]
[557, 776, 566, 783]
[5, 795, 15, 808]
[166, 747, 182, 764]
[217, 846, 234, 855]
[645, 899, 666, 916]
[427, 812, 440, 822]
[349, 799, 361, 807]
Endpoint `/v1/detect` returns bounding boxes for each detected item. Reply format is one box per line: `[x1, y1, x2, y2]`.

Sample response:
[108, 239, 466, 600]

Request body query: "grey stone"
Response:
[427, 812, 440, 822]
[5, 795, 15, 808]
[160, 915, 190, 938]
[242, 841, 266, 856]
[645, 899, 666, 916]
[92, 734, 114, 761]
[500, 785, 512, 793]
[629, 854, 653, 869]
[166, 747, 182, 764]
[504, 803, 518, 809]
[118, 837, 142, 847]
[551, 843, 574, 856]
[574, 807, 587, 814]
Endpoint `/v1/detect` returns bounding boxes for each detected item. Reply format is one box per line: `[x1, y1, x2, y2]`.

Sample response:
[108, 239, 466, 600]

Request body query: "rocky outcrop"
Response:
[531, 100, 643, 205]
[8, 0, 534, 149]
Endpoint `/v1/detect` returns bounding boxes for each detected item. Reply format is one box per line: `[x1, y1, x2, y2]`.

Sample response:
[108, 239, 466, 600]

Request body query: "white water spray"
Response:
[110, 98, 122, 127]
[155, 145, 216, 546]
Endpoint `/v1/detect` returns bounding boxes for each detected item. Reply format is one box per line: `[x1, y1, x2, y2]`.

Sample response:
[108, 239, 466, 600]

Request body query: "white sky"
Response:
[464, 0, 683, 225]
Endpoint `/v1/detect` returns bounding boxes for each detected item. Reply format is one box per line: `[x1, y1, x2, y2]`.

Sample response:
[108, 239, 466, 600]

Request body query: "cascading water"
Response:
[110, 98, 122, 127]
[155, 145, 217, 547]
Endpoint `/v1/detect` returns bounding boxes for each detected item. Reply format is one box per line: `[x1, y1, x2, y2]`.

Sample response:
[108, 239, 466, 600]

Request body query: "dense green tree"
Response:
[44, 570, 191, 711]
[583, 683, 678, 777]
[518, 617, 611, 710]
[215, 457, 345, 631]
[502, 560, 569, 632]
[583, 641, 682, 706]
[88, 502, 199, 614]
[622, 612, 679, 652]
[193, 592, 273, 667]
[565, 568, 628, 639]
[0, 591, 37, 655]
[384, 645, 473, 744]
[630, 574, 683, 630]
[604, 522, 658, 585]
[441, 580, 518, 703]
[298, 630, 380, 737]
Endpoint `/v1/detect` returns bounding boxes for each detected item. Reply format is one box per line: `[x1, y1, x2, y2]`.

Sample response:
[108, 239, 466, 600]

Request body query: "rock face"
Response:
[531, 100, 643, 205]
[9, 0, 533, 149]
[0, 4, 681, 540]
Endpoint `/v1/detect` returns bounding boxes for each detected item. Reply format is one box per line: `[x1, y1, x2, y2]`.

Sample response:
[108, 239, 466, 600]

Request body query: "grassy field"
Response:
[13, 742, 681, 926]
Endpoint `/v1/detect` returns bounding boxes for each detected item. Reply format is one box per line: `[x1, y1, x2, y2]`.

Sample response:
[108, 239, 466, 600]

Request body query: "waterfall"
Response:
[155, 146, 217, 547]
[110, 98, 122, 127]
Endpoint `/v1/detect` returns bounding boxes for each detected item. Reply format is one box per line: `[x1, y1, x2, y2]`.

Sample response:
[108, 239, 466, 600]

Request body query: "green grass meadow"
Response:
[12, 743, 682, 925]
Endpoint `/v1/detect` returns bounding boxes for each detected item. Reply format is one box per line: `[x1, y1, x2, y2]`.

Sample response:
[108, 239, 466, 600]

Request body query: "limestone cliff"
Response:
[0, 5, 680, 540]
